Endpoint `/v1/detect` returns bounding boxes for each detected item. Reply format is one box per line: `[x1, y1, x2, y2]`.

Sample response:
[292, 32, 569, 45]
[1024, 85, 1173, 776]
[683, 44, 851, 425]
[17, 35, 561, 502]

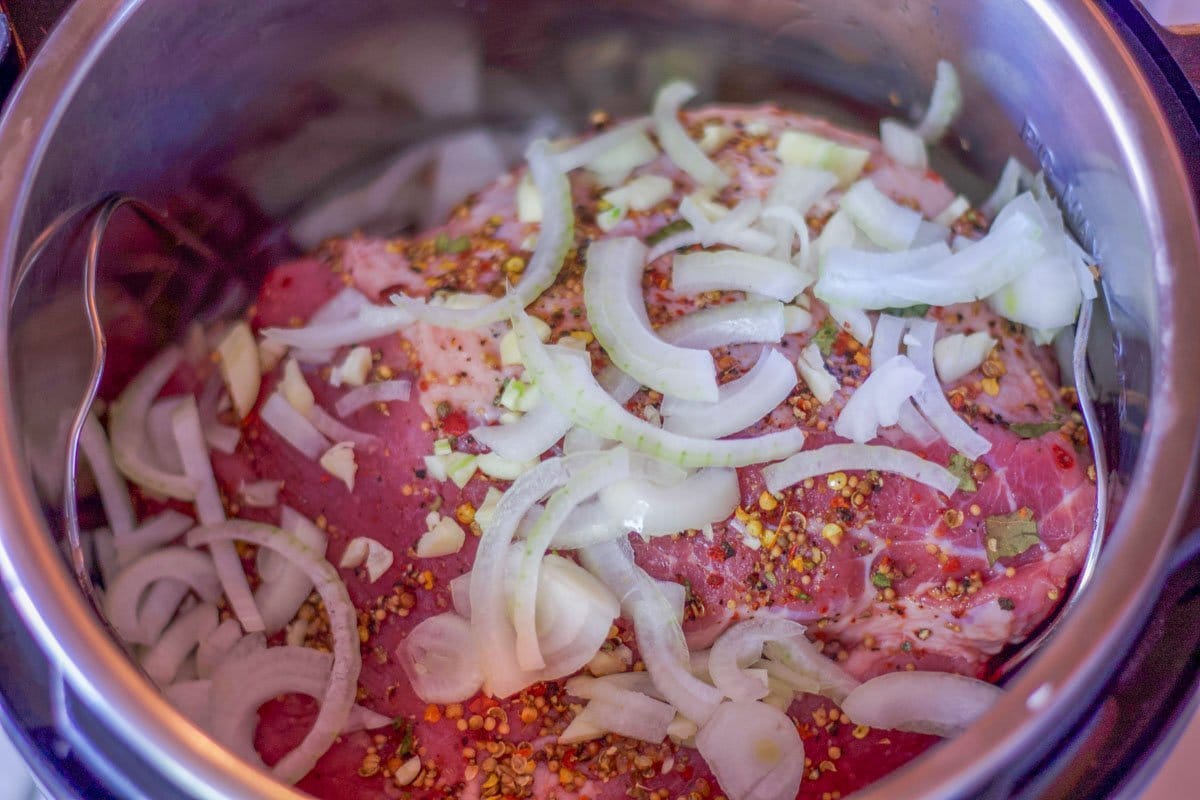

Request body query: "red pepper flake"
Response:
[707, 545, 727, 562]
[1051, 443, 1075, 470]
[706, 574, 725, 588]
[679, 765, 695, 781]
[441, 411, 468, 437]
[943, 556, 962, 573]
[527, 683, 547, 697]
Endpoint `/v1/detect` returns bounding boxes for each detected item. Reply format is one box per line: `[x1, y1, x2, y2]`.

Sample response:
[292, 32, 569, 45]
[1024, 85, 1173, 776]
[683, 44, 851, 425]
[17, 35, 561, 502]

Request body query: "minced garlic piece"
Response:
[319, 441, 357, 491]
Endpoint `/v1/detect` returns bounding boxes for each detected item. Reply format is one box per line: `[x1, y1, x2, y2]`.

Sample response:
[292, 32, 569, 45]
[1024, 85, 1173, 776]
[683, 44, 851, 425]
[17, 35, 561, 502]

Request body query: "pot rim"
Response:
[0, 2, 1195, 798]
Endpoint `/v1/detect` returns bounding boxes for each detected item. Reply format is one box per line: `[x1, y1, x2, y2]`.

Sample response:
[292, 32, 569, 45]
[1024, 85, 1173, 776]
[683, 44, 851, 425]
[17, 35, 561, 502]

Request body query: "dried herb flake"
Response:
[435, 233, 471, 254]
[813, 318, 840, 357]
[1009, 420, 1062, 439]
[984, 511, 1041, 567]
[947, 453, 978, 492]
[645, 218, 692, 246]
[871, 571, 893, 589]
[880, 304, 932, 318]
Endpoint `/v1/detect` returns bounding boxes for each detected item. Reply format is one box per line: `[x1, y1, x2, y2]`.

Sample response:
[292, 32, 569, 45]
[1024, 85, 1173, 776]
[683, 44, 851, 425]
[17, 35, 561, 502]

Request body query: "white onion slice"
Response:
[260, 393, 331, 459]
[580, 539, 723, 725]
[239, 479, 283, 508]
[762, 443, 960, 497]
[512, 449, 629, 670]
[472, 399, 572, 463]
[146, 397, 185, 474]
[108, 347, 196, 499]
[104, 548, 221, 645]
[389, 140, 572, 329]
[543, 499, 627, 549]
[761, 205, 814, 272]
[696, 700, 805, 800]
[565, 682, 675, 744]
[334, 380, 412, 417]
[195, 618, 243, 679]
[216, 321, 260, 420]
[255, 506, 328, 634]
[137, 581, 192, 647]
[513, 309, 806, 468]
[80, 415, 137, 536]
[759, 635, 860, 704]
[599, 467, 737, 538]
[934, 331, 997, 383]
[762, 165, 838, 261]
[656, 300, 786, 350]
[871, 315, 939, 445]
[307, 405, 379, 448]
[141, 602, 218, 687]
[551, 117, 653, 173]
[172, 396, 265, 634]
[398, 612, 483, 704]
[652, 81, 729, 189]
[186, 520, 359, 784]
[915, 60, 963, 142]
[262, 304, 414, 352]
[981, 157, 1029, 218]
[880, 119, 928, 170]
[707, 618, 818, 702]
[535, 555, 621, 679]
[672, 251, 812, 303]
[905, 319, 992, 459]
[796, 343, 838, 405]
[114, 509, 194, 567]
[661, 348, 797, 439]
[164, 679, 213, 730]
[840, 670, 1002, 737]
[833, 355, 925, 443]
[777, 130, 870, 187]
[585, 237, 719, 402]
[840, 179, 923, 251]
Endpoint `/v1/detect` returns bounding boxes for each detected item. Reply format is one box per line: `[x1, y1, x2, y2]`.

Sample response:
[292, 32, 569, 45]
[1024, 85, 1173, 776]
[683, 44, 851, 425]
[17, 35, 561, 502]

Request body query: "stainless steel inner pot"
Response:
[0, 1, 1197, 798]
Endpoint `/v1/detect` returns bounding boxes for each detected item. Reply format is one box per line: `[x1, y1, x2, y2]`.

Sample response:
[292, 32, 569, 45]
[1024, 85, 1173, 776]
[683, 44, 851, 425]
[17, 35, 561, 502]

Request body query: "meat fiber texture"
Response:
[146, 105, 1094, 799]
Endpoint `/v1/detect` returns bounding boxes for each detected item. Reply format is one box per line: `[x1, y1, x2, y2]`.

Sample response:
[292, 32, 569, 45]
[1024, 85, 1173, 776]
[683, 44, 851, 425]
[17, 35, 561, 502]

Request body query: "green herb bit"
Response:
[880, 304, 932, 318]
[435, 233, 471, 254]
[813, 318, 839, 357]
[947, 453, 978, 492]
[1009, 420, 1062, 439]
[871, 571, 893, 589]
[984, 511, 1041, 567]
[645, 218, 692, 246]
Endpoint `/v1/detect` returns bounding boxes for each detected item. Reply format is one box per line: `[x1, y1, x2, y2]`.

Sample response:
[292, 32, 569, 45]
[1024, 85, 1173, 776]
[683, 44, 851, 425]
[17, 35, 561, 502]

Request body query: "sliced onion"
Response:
[551, 117, 653, 173]
[585, 237, 719, 402]
[599, 467, 737, 538]
[104, 548, 221, 645]
[661, 348, 796, 439]
[880, 119, 928, 170]
[535, 555, 621, 679]
[840, 179, 923, 251]
[146, 397, 186, 474]
[914, 60, 963, 142]
[834, 355, 925, 443]
[839, 670, 1002, 737]
[707, 618, 817, 702]
[514, 309, 805, 468]
[762, 443, 960, 497]
[905, 319, 992, 459]
[512, 449, 630, 669]
[652, 81, 729, 189]
[697, 700, 805, 800]
[108, 347, 196, 499]
[239, 479, 283, 508]
[871, 315, 938, 445]
[260, 392, 331, 459]
[934, 331, 997, 383]
[565, 681, 675, 744]
[389, 140, 572, 329]
[196, 618, 244, 679]
[173, 396, 265, 634]
[761, 205, 814, 273]
[334, 379, 412, 417]
[762, 165, 838, 261]
[216, 321, 260, 420]
[262, 304, 414, 352]
[655, 300, 786, 350]
[141, 602, 218, 687]
[187, 520, 359, 784]
[91, 528, 119, 589]
[543, 499, 627, 549]
[580, 539, 723, 724]
[80, 415, 137, 535]
[672, 251, 812, 303]
[472, 397, 573, 463]
[759, 636, 860, 704]
[934, 195, 971, 227]
[114, 509, 194, 567]
[398, 612, 483, 704]
[164, 679, 213, 730]
[137, 581, 192, 647]
[796, 343, 838, 405]
[981, 157, 1031, 218]
[776, 130, 870, 187]
[307, 405, 378, 448]
[678, 197, 774, 254]
[255, 507, 328, 634]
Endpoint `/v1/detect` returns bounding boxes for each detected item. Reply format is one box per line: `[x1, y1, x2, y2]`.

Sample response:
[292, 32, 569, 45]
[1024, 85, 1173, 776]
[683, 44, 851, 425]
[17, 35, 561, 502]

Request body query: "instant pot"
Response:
[0, 1, 1198, 798]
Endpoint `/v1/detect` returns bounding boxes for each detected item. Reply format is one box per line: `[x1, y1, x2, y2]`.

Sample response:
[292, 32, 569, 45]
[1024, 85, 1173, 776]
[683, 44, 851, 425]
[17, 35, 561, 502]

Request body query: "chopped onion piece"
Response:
[114, 509, 194, 567]
[80, 415, 136, 536]
[543, 499, 627, 549]
[796, 344, 838, 404]
[565, 682, 675, 744]
[656, 300, 786, 350]
[840, 670, 1002, 737]
[141, 603, 218, 687]
[673, 251, 812, 302]
[981, 157, 1030, 218]
[696, 700, 805, 800]
[828, 304, 874, 347]
[586, 237, 719, 402]
[389, 140, 572, 329]
[196, 618, 245, 679]
[472, 399, 572, 463]
[934, 195, 971, 227]
[416, 518, 465, 559]
[187, 520, 360, 784]
[934, 331, 997, 383]
[840, 179, 923, 251]
[108, 347, 196, 499]
[262, 304, 414, 351]
[104, 548, 221, 645]
[914, 60, 963, 142]
[598, 174, 674, 231]
[761, 165, 838, 261]
[330, 345, 372, 388]
[398, 612, 483, 704]
[308, 405, 377, 449]
[870, 315, 938, 445]
[661, 348, 797, 439]
[216, 321, 260, 419]
[762, 443, 960, 497]
[239, 479, 283, 508]
[334, 380, 412, 417]
[256, 507, 327, 633]
[906, 319, 992, 459]
[552, 117, 653, 174]
[761, 205, 814, 272]
[599, 467, 737, 538]
[776, 130, 870, 187]
[260, 393, 330, 459]
[879, 119, 928, 170]
[513, 309, 806, 468]
[652, 81, 729, 189]
[280, 359, 315, 415]
[707, 618, 831, 703]
[834, 355, 925, 443]
[759, 635, 860, 704]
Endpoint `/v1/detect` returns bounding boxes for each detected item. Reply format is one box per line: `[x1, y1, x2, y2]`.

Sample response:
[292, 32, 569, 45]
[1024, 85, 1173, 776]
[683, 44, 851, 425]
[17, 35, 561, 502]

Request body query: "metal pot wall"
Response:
[0, 1, 1197, 798]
